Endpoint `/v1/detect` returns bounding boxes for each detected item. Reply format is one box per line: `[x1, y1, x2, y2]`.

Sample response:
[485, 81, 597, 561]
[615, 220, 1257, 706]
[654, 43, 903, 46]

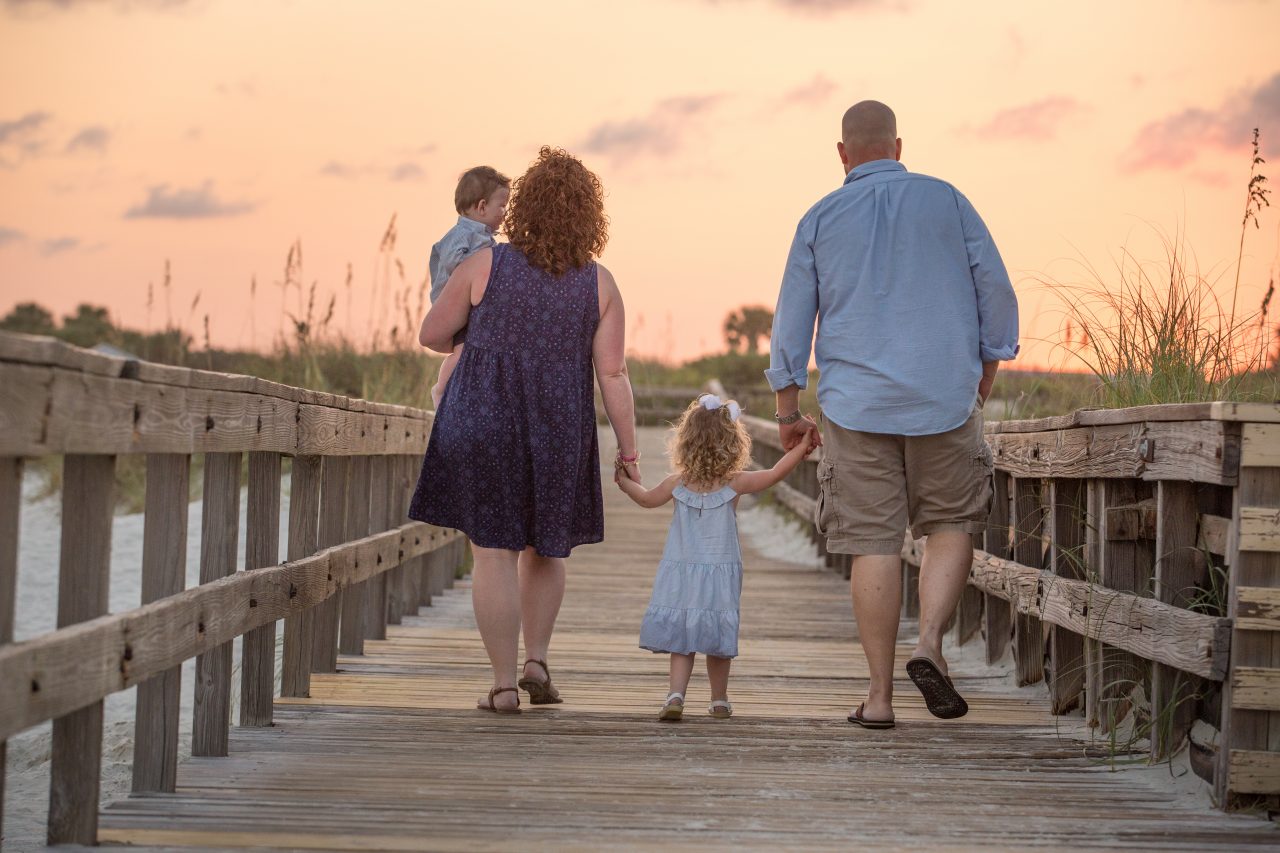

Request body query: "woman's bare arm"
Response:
[419, 249, 493, 353]
[593, 265, 639, 479]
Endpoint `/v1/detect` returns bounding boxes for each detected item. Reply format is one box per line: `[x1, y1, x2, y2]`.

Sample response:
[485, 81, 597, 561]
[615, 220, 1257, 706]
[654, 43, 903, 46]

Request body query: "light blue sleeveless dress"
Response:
[639, 482, 743, 659]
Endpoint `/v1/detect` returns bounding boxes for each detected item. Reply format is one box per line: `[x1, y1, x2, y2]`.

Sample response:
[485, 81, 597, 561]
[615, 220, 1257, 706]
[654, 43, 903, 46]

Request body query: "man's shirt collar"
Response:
[844, 159, 906, 184]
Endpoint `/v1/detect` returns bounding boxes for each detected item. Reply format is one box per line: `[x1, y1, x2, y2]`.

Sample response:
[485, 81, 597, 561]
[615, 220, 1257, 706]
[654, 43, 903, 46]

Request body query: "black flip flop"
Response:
[847, 702, 895, 729]
[906, 656, 969, 719]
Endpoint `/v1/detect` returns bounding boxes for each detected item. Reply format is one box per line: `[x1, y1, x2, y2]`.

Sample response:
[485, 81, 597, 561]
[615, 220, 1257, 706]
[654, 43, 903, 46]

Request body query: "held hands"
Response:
[779, 414, 822, 453]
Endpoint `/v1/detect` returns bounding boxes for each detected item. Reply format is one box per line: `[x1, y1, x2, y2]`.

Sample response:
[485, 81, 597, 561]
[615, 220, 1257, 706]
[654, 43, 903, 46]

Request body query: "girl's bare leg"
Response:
[706, 655, 732, 702]
[670, 653, 695, 697]
[470, 544, 521, 710]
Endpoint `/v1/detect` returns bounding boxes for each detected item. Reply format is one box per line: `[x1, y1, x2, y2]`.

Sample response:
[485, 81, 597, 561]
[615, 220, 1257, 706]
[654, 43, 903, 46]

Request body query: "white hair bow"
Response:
[698, 393, 741, 422]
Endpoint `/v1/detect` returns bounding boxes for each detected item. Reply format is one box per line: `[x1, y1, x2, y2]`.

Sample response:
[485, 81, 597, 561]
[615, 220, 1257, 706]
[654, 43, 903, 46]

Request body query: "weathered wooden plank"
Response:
[1083, 479, 1104, 727]
[1105, 499, 1157, 541]
[364, 456, 391, 642]
[0, 457, 21, 838]
[1152, 480, 1207, 758]
[1098, 480, 1153, 733]
[953, 536, 984, 647]
[132, 454, 190, 793]
[1232, 667, 1280, 711]
[1241, 423, 1280, 467]
[312, 456, 350, 673]
[192, 452, 241, 757]
[1237, 587, 1280, 631]
[1239, 506, 1280, 553]
[968, 550, 1230, 680]
[296, 406, 430, 456]
[1227, 749, 1280, 794]
[1218, 463, 1280, 804]
[983, 471, 1013, 666]
[1047, 479, 1086, 715]
[987, 421, 1239, 485]
[1011, 478, 1046, 687]
[240, 452, 281, 727]
[0, 329, 126, 376]
[984, 401, 1280, 435]
[282, 455, 322, 698]
[0, 523, 456, 741]
[340, 457, 373, 655]
[1200, 512, 1232, 558]
[48, 454, 114, 846]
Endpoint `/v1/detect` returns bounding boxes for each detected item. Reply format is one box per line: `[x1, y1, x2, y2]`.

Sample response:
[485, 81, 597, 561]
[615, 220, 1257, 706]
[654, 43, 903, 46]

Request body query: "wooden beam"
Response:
[983, 471, 1013, 666]
[1047, 479, 1086, 715]
[0, 522, 459, 742]
[987, 421, 1240, 485]
[239, 452, 281, 727]
[1241, 423, 1280, 467]
[0, 457, 21, 840]
[1152, 480, 1207, 759]
[1231, 667, 1280, 711]
[364, 456, 391, 642]
[1011, 478, 1046, 687]
[340, 456, 373, 654]
[132, 454, 190, 793]
[1104, 499, 1158, 541]
[1239, 506, 1280, 553]
[48, 454, 114, 846]
[312, 455, 350, 672]
[1226, 749, 1280, 794]
[1236, 587, 1280, 631]
[1098, 480, 1153, 733]
[968, 550, 1230, 681]
[1199, 513, 1231, 558]
[192, 452, 240, 757]
[282, 455, 322, 698]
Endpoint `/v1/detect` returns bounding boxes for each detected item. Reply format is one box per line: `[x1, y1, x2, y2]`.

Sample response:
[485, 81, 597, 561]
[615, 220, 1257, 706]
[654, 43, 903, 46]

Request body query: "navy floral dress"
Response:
[408, 244, 604, 558]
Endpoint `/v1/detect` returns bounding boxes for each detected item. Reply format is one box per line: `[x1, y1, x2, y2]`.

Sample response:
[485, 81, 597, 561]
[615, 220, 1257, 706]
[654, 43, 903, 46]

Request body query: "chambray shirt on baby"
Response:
[766, 159, 1020, 436]
[428, 216, 496, 302]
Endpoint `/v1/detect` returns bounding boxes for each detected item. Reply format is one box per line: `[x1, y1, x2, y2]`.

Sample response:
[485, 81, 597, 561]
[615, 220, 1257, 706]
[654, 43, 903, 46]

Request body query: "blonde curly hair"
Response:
[669, 397, 752, 490]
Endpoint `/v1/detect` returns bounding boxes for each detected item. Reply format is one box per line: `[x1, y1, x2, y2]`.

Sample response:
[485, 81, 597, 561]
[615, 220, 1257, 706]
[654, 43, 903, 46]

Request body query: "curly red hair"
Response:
[503, 146, 609, 276]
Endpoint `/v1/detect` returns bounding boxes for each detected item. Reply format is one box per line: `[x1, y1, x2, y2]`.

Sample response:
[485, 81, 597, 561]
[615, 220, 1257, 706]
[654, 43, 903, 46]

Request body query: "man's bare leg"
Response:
[850, 554, 902, 721]
[911, 530, 974, 676]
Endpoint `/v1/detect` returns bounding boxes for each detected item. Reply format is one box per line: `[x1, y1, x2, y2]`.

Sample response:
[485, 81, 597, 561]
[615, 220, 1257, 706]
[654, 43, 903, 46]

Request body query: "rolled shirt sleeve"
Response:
[956, 193, 1019, 362]
[765, 214, 821, 391]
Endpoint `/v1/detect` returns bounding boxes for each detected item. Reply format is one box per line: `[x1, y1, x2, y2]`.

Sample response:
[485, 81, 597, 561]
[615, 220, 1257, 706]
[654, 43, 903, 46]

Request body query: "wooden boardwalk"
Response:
[95, 429, 1276, 851]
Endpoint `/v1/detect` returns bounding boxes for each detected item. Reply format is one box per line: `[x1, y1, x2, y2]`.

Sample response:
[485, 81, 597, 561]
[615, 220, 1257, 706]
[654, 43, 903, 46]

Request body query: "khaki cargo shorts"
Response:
[815, 399, 994, 556]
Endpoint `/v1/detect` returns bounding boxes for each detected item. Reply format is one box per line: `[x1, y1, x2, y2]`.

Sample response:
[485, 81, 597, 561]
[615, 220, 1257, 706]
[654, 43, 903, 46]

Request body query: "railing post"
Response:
[1047, 478, 1086, 714]
[386, 456, 407, 627]
[1084, 479, 1105, 727]
[282, 455, 322, 697]
[1011, 477, 1046, 686]
[0, 457, 22, 840]
[312, 455, 351, 672]
[953, 535, 984, 646]
[132, 453, 191, 792]
[364, 455, 391, 641]
[983, 470, 1013, 664]
[1152, 480, 1204, 757]
[394, 456, 419, 619]
[239, 451, 281, 727]
[48, 454, 115, 845]
[1098, 479, 1154, 734]
[193, 452, 241, 756]
[340, 455, 373, 653]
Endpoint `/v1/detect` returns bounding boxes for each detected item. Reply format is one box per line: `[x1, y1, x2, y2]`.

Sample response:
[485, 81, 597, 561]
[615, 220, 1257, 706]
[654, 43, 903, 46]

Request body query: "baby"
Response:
[428, 165, 510, 408]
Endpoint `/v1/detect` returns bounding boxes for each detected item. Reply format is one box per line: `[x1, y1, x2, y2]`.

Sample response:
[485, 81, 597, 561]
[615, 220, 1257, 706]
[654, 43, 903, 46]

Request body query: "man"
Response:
[765, 100, 1019, 727]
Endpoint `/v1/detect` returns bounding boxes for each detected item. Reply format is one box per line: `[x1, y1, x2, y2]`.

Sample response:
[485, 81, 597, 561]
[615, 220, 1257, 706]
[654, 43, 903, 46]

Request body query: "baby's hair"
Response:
[454, 166, 511, 214]
[669, 398, 752, 490]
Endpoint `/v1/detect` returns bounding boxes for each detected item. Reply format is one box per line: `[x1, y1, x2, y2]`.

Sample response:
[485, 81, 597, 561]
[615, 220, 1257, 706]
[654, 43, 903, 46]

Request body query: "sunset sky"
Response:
[1, 0, 1278, 368]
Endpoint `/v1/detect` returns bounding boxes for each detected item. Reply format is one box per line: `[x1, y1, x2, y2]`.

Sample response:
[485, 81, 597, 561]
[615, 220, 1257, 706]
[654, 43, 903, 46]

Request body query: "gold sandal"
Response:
[518, 658, 564, 705]
[478, 686, 521, 715]
[659, 692, 685, 722]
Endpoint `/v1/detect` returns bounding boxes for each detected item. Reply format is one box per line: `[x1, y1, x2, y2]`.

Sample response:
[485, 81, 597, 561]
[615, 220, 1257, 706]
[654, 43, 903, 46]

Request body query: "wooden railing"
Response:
[0, 331, 467, 845]
[743, 402, 1280, 807]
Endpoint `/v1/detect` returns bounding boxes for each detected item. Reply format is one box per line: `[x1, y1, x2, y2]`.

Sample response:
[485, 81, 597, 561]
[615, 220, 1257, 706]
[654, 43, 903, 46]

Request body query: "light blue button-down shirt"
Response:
[765, 160, 1019, 436]
[429, 216, 496, 302]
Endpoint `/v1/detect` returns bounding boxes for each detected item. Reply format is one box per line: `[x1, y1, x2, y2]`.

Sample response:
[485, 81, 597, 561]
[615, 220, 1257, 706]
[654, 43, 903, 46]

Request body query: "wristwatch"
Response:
[774, 410, 803, 425]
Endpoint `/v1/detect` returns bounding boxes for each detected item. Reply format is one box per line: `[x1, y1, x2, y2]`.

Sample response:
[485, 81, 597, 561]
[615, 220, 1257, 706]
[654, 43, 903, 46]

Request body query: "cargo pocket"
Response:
[815, 459, 838, 536]
[971, 440, 995, 519]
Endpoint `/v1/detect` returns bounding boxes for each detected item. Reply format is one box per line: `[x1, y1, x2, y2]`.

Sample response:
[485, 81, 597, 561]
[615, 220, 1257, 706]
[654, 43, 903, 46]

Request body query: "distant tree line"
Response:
[1, 301, 194, 364]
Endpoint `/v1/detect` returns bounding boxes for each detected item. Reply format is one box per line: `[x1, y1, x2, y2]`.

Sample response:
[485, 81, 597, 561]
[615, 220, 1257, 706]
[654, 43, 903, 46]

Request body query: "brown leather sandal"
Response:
[518, 658, 564, 705]
[477, 686, 521, 714]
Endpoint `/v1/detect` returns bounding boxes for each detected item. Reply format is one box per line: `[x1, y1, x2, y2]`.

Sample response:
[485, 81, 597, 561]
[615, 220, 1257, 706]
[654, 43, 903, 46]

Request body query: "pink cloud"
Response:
[971, 96, 1085, 142]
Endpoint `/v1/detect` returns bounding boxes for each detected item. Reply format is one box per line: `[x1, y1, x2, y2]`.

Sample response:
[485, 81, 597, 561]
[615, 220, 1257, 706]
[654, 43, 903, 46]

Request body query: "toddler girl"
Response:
[616, 394, 815, 722]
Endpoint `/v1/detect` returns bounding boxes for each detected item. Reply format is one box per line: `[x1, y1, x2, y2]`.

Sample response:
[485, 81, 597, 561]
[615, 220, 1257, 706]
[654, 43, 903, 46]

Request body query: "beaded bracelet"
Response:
[614, 450, 641, 470]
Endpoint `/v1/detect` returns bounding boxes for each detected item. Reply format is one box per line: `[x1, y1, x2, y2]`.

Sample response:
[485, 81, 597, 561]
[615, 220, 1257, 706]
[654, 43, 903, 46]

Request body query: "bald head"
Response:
[838, 101, 900, 172]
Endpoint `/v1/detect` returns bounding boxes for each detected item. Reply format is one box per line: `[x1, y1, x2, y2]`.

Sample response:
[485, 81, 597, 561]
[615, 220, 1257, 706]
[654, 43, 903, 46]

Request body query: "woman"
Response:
[410, 147, 639, 714]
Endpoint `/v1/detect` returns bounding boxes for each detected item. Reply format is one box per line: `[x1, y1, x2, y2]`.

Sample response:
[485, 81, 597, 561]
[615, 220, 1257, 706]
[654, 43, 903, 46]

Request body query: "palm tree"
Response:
[723, 305, 774, 354]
